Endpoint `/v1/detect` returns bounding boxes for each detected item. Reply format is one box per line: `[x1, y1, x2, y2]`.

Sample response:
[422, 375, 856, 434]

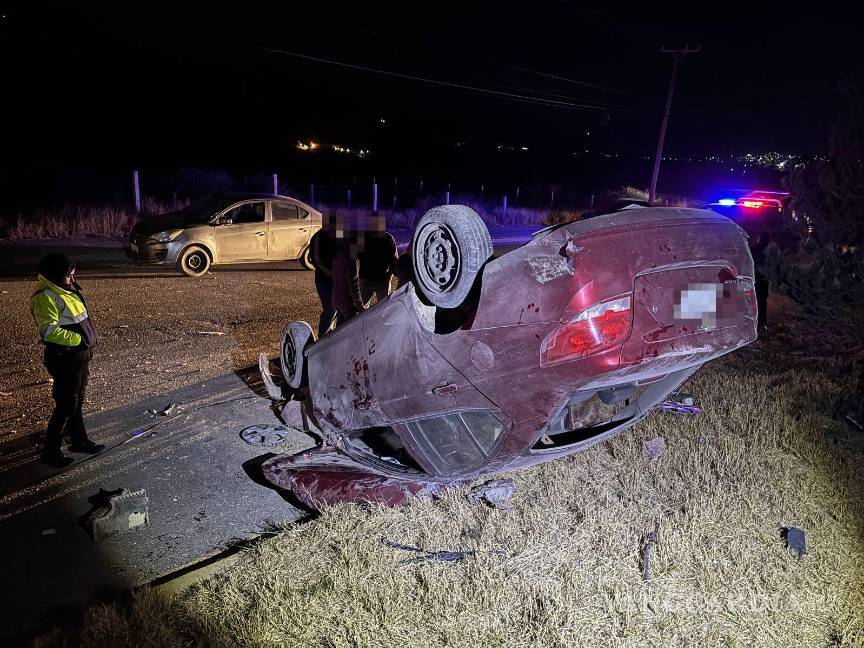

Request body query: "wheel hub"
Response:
[282, 336, 296, 375]
[188, 254, 202, 270]
[423, 228, 458, 288]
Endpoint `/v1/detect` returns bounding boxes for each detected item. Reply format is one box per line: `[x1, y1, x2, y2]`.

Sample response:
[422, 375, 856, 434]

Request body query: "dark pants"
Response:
[43, 349, 91, 453]
[360, 277, 392, 305]
[314, 273, 338, 337]
[755, 277, 769, 327]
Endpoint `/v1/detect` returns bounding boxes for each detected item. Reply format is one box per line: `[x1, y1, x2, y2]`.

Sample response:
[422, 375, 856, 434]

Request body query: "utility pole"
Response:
[649, 46, 700, 203]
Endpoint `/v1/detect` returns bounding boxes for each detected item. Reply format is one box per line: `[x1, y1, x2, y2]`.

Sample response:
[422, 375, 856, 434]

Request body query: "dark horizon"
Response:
[1, 1, 860, 208]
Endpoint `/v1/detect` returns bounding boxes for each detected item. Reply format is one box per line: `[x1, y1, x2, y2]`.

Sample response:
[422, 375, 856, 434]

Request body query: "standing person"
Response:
[309, 222, 337, 336]
[31, 254, 104, 468]
[750, 231, 771, 332]
[358, 214, 399, 304]
[331, 232, 367, 327]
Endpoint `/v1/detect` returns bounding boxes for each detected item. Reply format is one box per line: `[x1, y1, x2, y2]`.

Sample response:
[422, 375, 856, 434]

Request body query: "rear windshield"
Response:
[404, 410, 505, 474]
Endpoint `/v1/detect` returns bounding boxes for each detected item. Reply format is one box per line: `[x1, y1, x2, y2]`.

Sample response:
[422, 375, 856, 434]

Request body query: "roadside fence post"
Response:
[373, 181, 378, 212]
[347, 189, 352, 208]
[272, 173, 278, 195]
[550, 189, 555, 208]
[132, 170, 141, 213]
[310, 184, 315, 204]
[445, 191, 450, 205]
[502, 195, 508, 214]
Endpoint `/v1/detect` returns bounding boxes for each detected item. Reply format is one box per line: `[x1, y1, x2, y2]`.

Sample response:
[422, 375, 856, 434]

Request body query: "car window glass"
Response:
[405, 413, 484, 473]
[272, 201, 300, 221]
[298, 208, 309, 219]
[460, 411, 505, 451]
[224, 202, 265, 224]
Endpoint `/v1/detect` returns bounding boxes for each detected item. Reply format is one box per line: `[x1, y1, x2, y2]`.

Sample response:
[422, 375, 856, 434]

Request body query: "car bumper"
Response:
[127, 237, 177, 264]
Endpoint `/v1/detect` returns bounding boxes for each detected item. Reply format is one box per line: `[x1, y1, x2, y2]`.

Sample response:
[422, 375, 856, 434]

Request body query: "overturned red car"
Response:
[260, 205, 757, 508]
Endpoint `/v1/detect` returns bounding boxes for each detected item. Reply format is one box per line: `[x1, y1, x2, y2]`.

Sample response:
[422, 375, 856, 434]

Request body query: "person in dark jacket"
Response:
[31, 254, 104, 467]
[331, 232, 367, 327]
[358, 214, 398, 304]
[309, 224, 338, 336]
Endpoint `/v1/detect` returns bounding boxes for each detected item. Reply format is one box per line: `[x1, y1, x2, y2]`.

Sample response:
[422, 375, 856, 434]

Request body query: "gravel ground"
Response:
[0, 265, 321, 447]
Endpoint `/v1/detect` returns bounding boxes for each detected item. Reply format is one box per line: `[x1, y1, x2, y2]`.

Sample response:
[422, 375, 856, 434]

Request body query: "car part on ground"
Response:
[239, 424, 292, 447]
[260, 204, 758, 508]
[86, 488, 150, 542]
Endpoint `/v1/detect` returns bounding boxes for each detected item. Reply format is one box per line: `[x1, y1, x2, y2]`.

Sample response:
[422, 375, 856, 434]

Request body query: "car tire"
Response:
[299, 246, 314, 270]
[178, 246, 211, 277]
[411, 205, 492, 309]
[281, 321, 315, 389]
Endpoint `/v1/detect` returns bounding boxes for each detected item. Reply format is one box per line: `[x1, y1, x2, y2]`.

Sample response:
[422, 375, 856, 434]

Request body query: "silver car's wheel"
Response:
[178, 246, 210, 277]
[280, 321, 315, 388]
[412, 205, 492, 309]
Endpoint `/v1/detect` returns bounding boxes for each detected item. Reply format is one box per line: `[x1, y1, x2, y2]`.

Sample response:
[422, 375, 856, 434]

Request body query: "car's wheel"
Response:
[412, 205, 492, 309]
[177, 246, 211, 277]
[299, 245, 314, 270]
[280, 321, 315, 389]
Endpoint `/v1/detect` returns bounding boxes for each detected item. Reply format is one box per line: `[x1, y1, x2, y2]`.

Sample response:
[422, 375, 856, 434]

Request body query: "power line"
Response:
[495, 62, 629, 95]
[234, 40, 610, 111]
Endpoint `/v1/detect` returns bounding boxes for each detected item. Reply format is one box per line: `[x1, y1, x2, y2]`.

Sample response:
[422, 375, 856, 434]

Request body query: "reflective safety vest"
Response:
[31, 274, 92, 348]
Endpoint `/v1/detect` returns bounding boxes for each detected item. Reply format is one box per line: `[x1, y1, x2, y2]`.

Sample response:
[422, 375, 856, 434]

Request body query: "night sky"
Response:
[1, 1, 861, 201]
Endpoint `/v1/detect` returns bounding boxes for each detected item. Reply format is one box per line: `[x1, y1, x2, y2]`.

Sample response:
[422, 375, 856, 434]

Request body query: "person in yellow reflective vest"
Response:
[31, 254, 104, 467]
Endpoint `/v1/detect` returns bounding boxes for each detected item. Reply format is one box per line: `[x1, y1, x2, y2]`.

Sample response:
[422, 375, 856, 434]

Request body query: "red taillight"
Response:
[541, 295, 632, 366]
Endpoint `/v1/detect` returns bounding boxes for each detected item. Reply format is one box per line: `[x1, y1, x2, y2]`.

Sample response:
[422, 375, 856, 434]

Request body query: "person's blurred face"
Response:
[64, 268, 75, 287]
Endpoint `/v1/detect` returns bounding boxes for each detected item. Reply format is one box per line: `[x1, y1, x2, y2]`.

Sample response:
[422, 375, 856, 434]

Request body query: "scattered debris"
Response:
[193, 330, 226, 336]
[782, 526, 807, 558]
[656, 400, 703, 415]
[641, 529, 658, 582]
[643, 437, 667, 462]
[382, 538, 505, 565]
[130, 429, 146, 437]
[146, 403, 180, 417]
[671, 392, 695, 406]
[0, 392, 11, 397]
[87, 489, 150, 542]
[466, 479, 517, 510]
[41, 528, 56, 536]
[240, 424, 291, 447]
[845, 413, 862, 431]
[258, 352, 284, 401]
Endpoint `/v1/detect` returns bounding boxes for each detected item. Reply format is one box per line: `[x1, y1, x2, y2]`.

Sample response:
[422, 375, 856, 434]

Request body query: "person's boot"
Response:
[68, 439, 105, 454]
[40, 449, 75, 468]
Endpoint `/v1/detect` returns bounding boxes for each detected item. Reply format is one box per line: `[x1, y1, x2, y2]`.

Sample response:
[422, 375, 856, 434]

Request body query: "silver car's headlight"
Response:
[150, 229, 183, 243]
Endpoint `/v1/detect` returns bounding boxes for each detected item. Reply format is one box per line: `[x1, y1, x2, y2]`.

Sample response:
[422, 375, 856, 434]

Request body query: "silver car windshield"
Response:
[180, 195, 237, 220]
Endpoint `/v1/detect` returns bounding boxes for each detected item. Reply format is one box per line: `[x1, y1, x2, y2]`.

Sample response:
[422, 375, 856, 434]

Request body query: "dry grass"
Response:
[36, 301, 864, 647]
[5, 198, 186, 240]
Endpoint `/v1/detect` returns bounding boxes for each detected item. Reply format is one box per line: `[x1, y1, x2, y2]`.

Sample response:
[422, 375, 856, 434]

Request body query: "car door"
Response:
[268, 200, 312, 260]
[213, 201, 268, 263]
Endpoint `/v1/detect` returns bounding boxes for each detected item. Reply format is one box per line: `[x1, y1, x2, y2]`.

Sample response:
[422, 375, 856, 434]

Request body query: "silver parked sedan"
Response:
[128, 192, 322, 276]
